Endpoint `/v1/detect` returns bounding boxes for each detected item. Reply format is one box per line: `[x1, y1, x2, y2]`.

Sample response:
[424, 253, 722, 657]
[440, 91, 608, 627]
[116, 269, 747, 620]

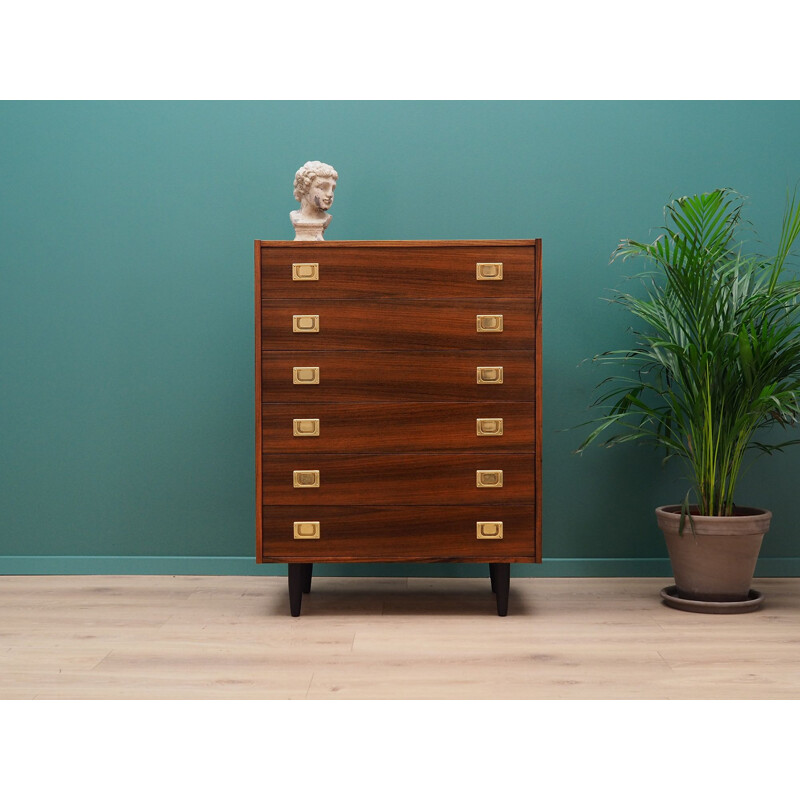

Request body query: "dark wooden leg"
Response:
[489, 563, 497, 593]
[288, 564, 304, 617]
[494, 563, 510, 616]
[302, 563, 313, 594]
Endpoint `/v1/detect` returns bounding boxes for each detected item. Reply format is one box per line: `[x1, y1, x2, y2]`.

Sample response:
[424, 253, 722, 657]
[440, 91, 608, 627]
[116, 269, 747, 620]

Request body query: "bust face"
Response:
[303, 175, 336, 213]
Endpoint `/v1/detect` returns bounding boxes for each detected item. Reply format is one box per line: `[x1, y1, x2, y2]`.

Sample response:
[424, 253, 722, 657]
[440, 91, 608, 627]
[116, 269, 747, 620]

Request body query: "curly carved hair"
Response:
[293, 161, 338, 202]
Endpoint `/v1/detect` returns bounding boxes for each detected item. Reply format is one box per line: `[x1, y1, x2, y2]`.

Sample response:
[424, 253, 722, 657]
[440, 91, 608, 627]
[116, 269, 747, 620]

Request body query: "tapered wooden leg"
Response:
[288, 564, 305, 617]
[494, 563, 510, 616]
[302, 563, 313, 594]
[489, 563, 497, 593]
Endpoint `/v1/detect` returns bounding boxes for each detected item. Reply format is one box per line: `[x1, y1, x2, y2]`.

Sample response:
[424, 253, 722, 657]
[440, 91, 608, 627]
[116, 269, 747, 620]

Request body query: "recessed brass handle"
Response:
[476, 262, 503, 280]
[477, 314, 503, 332]
[293, 470, 320, 488]
[293, 315, 320, 333]
[477, 521, 504, 539]
[477, 418, 503, 436]
[293, 367, 319, 384]
[476, 470, 503, 488]
[477, 366, 503, 384]
[292, 263, 319, 281]
[293, 419, 320, 437]
[294, 521, 320, 539]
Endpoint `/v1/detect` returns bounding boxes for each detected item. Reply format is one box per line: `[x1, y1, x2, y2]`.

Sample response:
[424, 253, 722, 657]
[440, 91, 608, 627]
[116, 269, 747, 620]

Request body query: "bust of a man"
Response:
[290, 161, 338, 241]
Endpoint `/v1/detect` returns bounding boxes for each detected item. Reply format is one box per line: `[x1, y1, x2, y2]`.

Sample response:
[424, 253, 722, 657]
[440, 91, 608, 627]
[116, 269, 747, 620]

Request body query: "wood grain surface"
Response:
[256, 239, 543, 571]
[260, 402, 535, 453]
[260, 298, 536, 350]
[262, 452, 535, 505]
[260, 242, 538, 299]
[261, 350, 536, 403]
[261, 505, 536, 562]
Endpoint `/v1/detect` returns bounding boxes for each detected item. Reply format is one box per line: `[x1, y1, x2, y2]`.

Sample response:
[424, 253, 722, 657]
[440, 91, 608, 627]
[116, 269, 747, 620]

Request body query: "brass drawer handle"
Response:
[292, 263, 319, 281]
[476, 262, 503, 280]
[293, 470, 320, 488]
[477, 314, 503, 332]
[477, 521, 503, 539]
[477, 418, 503, 436]
[293, 367, 319, 384]
[293, 418, 320, 437]
[293, 314, 320, 333]
[294, 521, 320, 539]
[476, 470, 503, 488]
[477, 366, 503, 384]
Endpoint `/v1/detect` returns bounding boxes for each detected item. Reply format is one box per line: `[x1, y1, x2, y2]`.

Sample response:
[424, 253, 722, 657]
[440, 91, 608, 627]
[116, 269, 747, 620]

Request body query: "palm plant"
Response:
[578, 187, 800, 517]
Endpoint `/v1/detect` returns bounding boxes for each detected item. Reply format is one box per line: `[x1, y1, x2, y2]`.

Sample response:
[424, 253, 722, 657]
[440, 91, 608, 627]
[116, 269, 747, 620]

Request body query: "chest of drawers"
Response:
[255, 240, 542, 615]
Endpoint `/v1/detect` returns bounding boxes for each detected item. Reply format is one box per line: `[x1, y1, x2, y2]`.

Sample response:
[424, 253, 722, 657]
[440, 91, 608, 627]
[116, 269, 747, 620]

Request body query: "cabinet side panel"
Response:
[255, 240, 264, 562]
[535, 239, 543, 563]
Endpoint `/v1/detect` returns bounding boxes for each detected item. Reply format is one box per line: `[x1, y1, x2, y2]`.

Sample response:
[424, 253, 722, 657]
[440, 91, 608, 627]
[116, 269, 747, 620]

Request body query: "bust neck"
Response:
[290, 211, 332, 242]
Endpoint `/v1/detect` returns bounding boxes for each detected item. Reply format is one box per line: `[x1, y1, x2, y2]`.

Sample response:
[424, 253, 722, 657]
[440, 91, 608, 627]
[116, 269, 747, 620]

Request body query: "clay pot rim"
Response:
[656, 504, 772, 535]
[656, 504, 771, 519]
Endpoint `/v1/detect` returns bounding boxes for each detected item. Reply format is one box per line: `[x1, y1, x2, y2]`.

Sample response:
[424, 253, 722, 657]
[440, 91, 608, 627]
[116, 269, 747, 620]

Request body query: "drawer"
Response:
[261, 402, 535, 453]
[261, 351, 535, 402]
[261, 505, 537, 562]
[260, 299, 535, 351]
[262, 452, 535, 505]
[259, 242, 537, 298]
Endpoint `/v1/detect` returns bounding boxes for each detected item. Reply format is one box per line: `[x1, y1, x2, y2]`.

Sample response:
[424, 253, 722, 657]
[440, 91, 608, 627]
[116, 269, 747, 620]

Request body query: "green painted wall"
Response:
[2, 100, 800, 576]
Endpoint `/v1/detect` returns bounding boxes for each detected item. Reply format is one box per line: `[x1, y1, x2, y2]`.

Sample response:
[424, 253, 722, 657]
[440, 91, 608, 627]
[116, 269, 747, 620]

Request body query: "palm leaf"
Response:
[579, 187, 800, 515]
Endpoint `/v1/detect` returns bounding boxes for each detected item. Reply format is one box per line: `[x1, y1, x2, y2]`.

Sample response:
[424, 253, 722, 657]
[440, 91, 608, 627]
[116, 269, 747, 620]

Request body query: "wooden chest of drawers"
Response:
[255, 240, 542, 615]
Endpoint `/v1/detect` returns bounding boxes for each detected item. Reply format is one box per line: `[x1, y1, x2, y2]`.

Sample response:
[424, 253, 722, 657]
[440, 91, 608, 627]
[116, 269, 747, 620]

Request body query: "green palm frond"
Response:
[578, 187, 800, 515]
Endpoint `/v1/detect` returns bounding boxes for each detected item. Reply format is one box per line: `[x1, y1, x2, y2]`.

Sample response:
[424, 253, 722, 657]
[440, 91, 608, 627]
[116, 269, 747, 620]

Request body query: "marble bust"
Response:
[290, 161, 338, 241]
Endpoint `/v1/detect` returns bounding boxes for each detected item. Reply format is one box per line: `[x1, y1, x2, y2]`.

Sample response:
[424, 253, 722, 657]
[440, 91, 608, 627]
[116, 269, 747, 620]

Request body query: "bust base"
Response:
[291, 214, 331, 242]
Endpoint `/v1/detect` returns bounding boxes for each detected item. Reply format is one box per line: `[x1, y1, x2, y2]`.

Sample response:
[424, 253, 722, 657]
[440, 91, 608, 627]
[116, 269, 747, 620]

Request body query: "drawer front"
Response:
[261, 351, 535, 402]
[263, 452, 535, 505]
[261, 402, 535, 453]
[260, 299, 535, 351]
[261, 505, 537, 562]
[260, 244, 537, 298]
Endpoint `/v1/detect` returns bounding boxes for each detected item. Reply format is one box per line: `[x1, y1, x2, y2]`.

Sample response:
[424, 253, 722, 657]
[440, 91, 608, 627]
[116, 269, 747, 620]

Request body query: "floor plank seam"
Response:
[305, 672, 315, 699]
[90, 650, 116, 671]
[655, 650, 675, 672]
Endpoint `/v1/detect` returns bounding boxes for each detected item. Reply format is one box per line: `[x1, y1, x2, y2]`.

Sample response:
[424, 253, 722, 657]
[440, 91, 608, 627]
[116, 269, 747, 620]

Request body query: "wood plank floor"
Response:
[1, 575, 799, 699]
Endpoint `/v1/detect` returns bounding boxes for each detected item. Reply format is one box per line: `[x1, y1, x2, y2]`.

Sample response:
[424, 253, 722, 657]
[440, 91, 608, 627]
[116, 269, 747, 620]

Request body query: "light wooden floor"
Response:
[2, 574, 799, 699]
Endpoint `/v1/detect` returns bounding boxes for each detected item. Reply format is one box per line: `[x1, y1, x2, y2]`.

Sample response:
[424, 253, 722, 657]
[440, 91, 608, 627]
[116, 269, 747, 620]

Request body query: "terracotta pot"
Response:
[655, 505, 771, 602]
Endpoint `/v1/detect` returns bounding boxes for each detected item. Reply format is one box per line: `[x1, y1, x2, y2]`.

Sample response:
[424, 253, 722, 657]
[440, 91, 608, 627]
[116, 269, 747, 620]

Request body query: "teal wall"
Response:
[2, 101, 800, 577]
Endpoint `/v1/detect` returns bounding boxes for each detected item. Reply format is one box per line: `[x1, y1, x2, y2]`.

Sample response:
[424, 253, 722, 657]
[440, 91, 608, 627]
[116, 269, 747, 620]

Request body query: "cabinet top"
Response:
[256, 239, 539, 248]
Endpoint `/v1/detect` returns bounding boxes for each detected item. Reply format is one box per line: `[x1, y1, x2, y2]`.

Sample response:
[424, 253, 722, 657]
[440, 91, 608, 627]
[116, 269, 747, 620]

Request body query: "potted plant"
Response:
[577, 187, 800, 611]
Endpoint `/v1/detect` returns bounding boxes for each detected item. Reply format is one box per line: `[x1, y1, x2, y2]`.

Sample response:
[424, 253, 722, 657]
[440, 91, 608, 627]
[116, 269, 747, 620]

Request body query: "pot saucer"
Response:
[660, 585, 764, 614]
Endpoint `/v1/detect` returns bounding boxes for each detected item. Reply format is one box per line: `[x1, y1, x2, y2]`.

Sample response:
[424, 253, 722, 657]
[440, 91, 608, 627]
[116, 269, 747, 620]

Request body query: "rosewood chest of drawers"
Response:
[255, 240, 542, 615]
